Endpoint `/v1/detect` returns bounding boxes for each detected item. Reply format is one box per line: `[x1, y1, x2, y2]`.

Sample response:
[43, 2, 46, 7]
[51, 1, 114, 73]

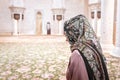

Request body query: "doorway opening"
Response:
[36, 12, 42, 35]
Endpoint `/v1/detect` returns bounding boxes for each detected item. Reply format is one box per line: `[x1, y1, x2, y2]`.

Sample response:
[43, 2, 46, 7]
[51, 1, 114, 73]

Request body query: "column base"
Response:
[101, 44, 114, 53]
[111, 47, 120, 57]
[13, 32, 19, 35]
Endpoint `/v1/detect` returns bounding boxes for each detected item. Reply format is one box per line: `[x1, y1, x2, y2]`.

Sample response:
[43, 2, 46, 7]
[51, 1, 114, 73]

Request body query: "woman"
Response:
[64, 15, 109, 80]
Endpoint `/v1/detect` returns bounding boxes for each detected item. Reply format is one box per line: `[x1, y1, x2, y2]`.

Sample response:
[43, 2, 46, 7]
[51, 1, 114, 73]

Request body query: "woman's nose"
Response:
[66, 38, 68, 41]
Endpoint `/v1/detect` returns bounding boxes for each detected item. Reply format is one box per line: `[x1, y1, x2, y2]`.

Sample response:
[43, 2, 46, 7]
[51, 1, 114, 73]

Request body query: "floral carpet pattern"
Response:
[0, 36, 120, 80]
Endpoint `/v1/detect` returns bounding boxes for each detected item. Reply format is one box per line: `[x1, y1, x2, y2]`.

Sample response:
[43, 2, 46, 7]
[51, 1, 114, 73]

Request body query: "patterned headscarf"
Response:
[64, 14, 102, 54]
[64, 15, 109, 80]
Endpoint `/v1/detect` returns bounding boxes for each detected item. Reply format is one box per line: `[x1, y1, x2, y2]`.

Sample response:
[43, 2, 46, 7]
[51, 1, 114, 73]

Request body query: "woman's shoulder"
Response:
[72, 50, 80, 55]
[72, 49, 80, 56]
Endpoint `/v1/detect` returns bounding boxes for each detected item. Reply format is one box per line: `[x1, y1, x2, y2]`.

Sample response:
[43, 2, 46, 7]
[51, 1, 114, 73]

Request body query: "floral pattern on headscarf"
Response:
[64, 15, 109, 80]
[64, 15, 102, 54]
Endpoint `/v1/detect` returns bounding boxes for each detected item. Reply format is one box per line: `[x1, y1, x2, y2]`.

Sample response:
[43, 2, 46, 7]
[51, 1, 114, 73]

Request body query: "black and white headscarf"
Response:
[64, 15, 109, 80]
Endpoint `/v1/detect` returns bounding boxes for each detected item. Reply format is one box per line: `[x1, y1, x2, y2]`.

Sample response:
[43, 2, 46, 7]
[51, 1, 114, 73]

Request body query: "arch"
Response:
[36, 11, 42, 35]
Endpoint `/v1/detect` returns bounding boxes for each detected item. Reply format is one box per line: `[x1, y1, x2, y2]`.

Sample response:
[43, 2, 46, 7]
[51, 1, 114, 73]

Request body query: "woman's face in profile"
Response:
[65, 36, 69, 42]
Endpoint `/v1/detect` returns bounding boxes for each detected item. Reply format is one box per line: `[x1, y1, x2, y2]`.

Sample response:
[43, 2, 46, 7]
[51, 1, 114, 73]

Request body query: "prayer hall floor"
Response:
[0, 36, 120, 80]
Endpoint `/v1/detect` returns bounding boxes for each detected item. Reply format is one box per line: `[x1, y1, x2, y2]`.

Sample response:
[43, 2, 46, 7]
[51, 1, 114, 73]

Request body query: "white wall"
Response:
[9, 0, 24, 7]
[22, 0, 53, 35]
[21, 0, 87, 35]
[0, 0, 88, 35]
[0, 0, 13, 32]
[52, 0, 65, 8]
[64, 0, 87, 21]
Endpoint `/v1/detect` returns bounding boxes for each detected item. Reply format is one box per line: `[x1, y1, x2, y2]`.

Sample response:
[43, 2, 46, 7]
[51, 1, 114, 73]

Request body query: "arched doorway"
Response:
[36, 12, 42, 35]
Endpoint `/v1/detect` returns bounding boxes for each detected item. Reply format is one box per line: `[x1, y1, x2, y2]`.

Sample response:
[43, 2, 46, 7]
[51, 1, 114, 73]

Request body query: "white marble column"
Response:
[9, 7, 25, 35]
[112, 0, 120, 57]
[94, 10, 97, 34]
[9, 0, 25, 35]
[100, 0, 115, 52]
[89, 4, 101, 38]
[51, 9, 65, 35]
[84, 0, 89, 18]
[18, 13, 23, 35]
[58, 20, 64, 35]
[97, 16, 101, 38]
[52, 0, 65, 35]
[13, 20, 18, 35]
[91, 10, 97, 34]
